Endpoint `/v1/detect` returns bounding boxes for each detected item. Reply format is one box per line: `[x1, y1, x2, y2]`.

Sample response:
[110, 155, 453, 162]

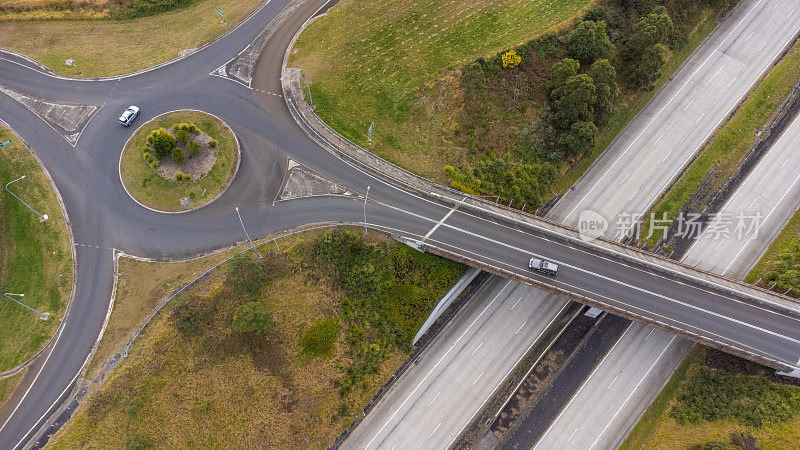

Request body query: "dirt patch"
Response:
[704, 348, 800, 387]
[150, 127, 217, 182]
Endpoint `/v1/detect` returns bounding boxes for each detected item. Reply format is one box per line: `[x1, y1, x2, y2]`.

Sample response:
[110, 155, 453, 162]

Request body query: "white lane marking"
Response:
[515, 321, 527, 335]
[728, 77, 737, 87]
[567, 428, 579, 443]
[445, 300, 571, 450]
[662, 150, 673, 162]
[749, 195, 759, 208]
[424, 204, 457, 239]
[714, 240, 724, 252]
[644, 328, 655, 341]
[723, 168, 800, 274]
[759, 42, 767, 52]
[619, 172, 630, 185]
[773, 1, 781, 11]
[789, 10, 796, 18]
[589, 336, 679, 449]
[706, 65, 725, 86]
[428, 391, 441, 406]
[628, 190, 639, 202]
[362, 281, 512, 449]
[607, 374, 619, 389]
[745, 31, 754, 42]
[696, 112, 706, 123]
[427, 422, 442, 439]
[533, 324, 634, 450]
[654, 134, 663, 145]
[511, 296, 523, 310]
[472, 371, 485, 386]
[782, 156, 791, 168]
[471, 342, 483, 356]
[683, 99, 694, 111]
[561, 0, 767, 225]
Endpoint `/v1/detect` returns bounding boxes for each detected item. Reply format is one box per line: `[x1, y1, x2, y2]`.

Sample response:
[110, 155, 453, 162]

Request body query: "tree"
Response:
[232, 301, 273, 335]
[551, 73, 597, 128]
[627, 43, 667, 88]
[623, 13, 673, 88]
[147, 128, 176, 159]
[228, 253, 267, 296]
[547, 58, 580, 96]
[171, 146, 185, 164]
[588, 59, 619, 120]
[559, 121, 599, 156]
[568, 20, 614, 64]
[501, 49, 522, 68]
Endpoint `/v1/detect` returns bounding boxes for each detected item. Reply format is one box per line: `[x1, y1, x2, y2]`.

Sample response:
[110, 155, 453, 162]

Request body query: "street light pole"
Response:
[364, 185, 370, 236]
[5, 176, 48, 222]
[3, 293, 49, 320]
[235, 206, 261, 258]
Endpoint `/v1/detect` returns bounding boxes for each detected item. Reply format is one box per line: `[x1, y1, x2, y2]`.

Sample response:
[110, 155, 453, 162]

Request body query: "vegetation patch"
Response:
[51, 228, 465, 447]
[640, 39, 800, 247]
[0, 126, 72, 373]
[746, 204, 800, 296]
[622, 347, 800, 450]
[0, 0, 263, 77]
[120, 110, 238, 212]
[291, 0, 737, 207]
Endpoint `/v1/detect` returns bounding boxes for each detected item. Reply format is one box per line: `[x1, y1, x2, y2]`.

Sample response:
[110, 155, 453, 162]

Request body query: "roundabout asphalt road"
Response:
[2, 0, 800, 447]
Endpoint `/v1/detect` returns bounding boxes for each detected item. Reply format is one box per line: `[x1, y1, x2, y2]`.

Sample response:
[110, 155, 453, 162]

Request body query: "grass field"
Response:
[51, 227, 465, 448]
[289, 0, 593, 182]
[0, 370, 25, 409]
[621, 347, 800, 449]
[744, 203, 800, 295]
[0, 126, 72, 405]
[120, 110, 238, 212]
[640, 41, 800, 247]
[0, 0, 263, 77]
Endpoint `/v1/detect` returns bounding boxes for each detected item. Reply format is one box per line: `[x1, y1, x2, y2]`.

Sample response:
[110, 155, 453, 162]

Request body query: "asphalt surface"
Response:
[344, 278, 569, 449]
[1, 0, 800, 448]
[555, 0, 800, 230]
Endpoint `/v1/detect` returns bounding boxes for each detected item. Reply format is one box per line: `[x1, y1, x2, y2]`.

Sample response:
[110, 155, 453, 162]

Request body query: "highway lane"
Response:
[533, 75, 800, 450]
[1, 0, 800, 447]
[344, 279, 569, 449]
[686, 112, 800, 279]
[556, 0, 800, 229]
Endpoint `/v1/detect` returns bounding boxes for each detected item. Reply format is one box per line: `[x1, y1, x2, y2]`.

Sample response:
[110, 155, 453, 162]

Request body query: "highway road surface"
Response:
[556, 0, 800, 230]
[1, 0, 799, 448]
[534, 91, 800, 450]
[344, 278, 568, 449]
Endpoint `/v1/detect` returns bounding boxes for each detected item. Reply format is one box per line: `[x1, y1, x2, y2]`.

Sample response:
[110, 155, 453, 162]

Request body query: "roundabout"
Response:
[119, 110, 239, 213]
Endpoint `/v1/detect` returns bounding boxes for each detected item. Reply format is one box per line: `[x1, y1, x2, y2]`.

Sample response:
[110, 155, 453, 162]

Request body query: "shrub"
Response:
[176, 122, 201, 134]
[568, 20, 614, 64]
[300, 318, 340, 358]
[150, 161, 159, 169]
[172, 296, 212, 337]
[171, 146, 185, 164]
[207, 139, 217, 148]
[231, 301, 273, 335]
[501, 50, 521, 68]
[174, 171, 191, 181]
[147, 128, 175, 159]
[227, 253, 268, 296]
[175, 128, 189, 143]
[187, 140, 201, 155]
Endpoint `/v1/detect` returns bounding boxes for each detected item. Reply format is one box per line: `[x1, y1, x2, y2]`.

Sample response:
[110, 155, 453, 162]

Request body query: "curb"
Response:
[117, 109, 241, 214]
[0, 120, 78, 381]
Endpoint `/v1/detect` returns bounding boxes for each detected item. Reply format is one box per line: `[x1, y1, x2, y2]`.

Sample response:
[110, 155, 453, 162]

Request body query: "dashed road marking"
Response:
[254, 88, 283, 97]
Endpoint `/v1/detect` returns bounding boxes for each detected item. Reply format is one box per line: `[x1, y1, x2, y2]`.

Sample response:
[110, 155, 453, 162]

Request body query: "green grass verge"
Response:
[553, 12, 722, 196]
[0, 370, 25, 410]
[120, 111, 238, 212]
[0, 0, 263, 77]
[51, 228, 465, 447]
[745, 204, 800, 294]
[621, 347, 800, 449]
[0, 127, 73, 372]
[639, 40, 800, 247]
[289, 0, 593, 181]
